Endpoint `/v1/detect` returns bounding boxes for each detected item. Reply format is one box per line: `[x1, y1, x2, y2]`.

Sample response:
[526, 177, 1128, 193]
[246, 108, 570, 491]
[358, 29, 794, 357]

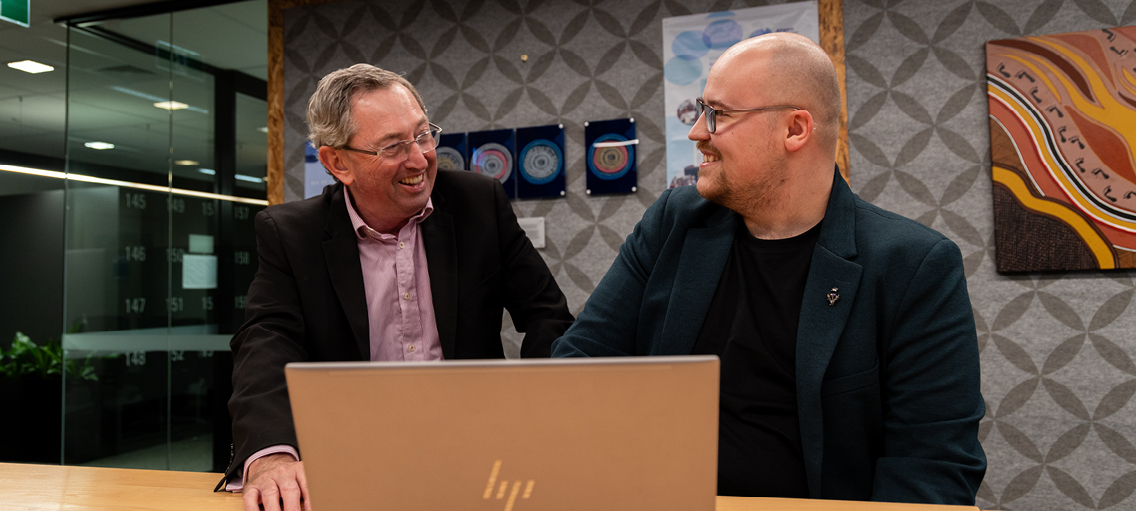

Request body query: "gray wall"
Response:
[281, 1, 1136, 509]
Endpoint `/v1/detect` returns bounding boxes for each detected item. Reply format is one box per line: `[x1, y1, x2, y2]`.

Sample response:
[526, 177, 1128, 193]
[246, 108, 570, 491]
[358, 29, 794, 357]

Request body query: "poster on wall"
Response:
[469, 128, 517, 199]
[585, 118, 637, 196]
[662, 2, 819, 189]
[986, 26, 1136, 271]
[436, 132, 467, 171]
[516, 124, 566, 199]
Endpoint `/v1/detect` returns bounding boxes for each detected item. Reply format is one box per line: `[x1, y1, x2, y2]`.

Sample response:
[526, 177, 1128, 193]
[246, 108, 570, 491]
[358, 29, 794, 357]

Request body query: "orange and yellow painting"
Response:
[987, 26, 1136, 271]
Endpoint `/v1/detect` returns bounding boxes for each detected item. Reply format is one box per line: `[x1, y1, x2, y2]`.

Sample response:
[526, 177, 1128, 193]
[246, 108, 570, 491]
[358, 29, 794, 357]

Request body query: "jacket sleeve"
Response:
[223, 210, 309, 484]
[872, 238, 987, 504]
[491, 181, 575, 358]
[552, 190, 673, 357]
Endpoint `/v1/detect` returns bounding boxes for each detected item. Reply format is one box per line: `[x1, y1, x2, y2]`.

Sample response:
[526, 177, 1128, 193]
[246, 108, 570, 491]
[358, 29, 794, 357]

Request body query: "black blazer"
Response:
[221, 170, 573, 484]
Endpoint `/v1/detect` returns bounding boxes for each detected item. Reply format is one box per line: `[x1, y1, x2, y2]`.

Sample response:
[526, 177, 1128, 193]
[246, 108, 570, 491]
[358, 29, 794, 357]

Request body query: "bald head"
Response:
[715, 33, 841, 150]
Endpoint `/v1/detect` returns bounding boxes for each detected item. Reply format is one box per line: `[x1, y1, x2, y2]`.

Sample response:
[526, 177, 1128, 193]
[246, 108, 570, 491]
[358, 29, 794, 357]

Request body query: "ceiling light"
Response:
[84, 142, 114, 150]
[198, 168, 216, 175]
[153, 101, 188, 110]
[174, 160, 199, 166]
[235, 174, 264, 183]
[8, 60, 54, 74]
[257, 127, 269, 133]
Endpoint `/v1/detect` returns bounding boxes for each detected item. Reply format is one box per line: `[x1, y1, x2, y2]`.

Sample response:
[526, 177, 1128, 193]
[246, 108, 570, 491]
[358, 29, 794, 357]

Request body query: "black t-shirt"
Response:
[691, 220, 821, 498]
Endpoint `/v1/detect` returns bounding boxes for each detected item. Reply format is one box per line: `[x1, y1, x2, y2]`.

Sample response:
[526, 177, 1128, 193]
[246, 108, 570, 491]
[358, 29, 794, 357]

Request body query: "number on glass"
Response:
[234, 206, 250, 220]
[234, 295, 247, 309]
[124, 193, 147, 210]
[200, 350, 215, 358]
[234, 251, 251, 265]
[166, 296, 184, 312]
[125, 351, 146, 366]
[124, 246, 146, 262]
[202, 202, 216, 217]
[167, 197, 186, 214]
[167, 247, 185, 263]
[170, 350, 185, 361]
[124, 298, 146, 314]
[201, 296, 214, 311]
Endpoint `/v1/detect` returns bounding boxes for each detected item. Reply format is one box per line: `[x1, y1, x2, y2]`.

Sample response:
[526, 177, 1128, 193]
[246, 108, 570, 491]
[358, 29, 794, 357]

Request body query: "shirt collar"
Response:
[344, 188, 433, 241]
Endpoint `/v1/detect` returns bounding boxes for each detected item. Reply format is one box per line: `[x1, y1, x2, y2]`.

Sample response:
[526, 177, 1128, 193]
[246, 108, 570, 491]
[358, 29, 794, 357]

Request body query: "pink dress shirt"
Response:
[344, 190, 444, 361]
[226, 190, 443, 491]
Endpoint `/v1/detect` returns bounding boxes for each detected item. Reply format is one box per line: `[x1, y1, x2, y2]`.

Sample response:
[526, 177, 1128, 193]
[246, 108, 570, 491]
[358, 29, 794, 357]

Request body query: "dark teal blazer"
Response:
[553, 169, 986, 505]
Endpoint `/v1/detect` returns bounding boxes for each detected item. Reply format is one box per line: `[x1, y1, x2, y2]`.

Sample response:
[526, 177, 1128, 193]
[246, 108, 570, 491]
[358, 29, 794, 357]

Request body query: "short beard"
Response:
[696, 142, 788, 216]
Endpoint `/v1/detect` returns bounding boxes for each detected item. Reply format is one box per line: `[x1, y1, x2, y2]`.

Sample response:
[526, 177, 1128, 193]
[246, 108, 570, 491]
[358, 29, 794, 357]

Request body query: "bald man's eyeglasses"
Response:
[696, 99, 801, 134]
[340, 123, 443, 163]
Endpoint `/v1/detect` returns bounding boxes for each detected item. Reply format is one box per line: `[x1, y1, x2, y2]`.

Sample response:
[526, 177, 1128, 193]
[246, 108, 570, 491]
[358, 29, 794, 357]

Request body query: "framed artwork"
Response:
[986, 26, 1136, 271]
[468, 128, 516, 199]
[584, 118, 638, 196]
[516, 124, 566, 200]
[436, 132, 467, 171]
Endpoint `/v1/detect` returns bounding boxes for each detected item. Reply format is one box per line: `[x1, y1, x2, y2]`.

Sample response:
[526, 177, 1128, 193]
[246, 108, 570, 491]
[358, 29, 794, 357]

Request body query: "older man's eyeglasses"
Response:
[341, 123, 443, 163]
[696, 99, 801, 134]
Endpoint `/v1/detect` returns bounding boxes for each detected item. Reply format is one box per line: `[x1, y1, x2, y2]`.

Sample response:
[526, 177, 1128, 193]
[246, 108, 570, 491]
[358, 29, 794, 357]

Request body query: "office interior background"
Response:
[2, 0, 1135, 509]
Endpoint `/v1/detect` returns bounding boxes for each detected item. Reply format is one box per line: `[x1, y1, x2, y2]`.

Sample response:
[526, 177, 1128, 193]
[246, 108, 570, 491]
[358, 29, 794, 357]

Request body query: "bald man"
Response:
[553, 34, 986, 504]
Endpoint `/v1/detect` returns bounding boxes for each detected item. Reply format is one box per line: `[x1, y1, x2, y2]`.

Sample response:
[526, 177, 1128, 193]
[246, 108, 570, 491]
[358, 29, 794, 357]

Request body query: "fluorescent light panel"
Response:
[112, 87, 209, 114]
[84, 142, 114, 150]
[8, 60, 54, 73]
[198, 168, 216, 175]
[235, 174, 264, 183]
[174, 160, 199, 166]
[0, 164, 268, 206]
[154, 101, 188, 111]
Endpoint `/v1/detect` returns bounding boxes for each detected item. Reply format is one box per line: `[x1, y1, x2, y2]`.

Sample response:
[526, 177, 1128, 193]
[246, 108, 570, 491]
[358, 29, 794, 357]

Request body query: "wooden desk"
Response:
[1, 463, 977, 510]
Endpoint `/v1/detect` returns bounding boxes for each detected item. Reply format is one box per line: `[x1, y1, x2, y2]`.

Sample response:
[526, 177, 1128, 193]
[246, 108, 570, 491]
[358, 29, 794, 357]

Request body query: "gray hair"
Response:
[306, 63, 426, 149]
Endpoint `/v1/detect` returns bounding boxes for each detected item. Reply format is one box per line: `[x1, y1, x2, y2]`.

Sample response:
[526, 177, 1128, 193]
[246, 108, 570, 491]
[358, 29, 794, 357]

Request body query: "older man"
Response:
[219, 64, 573, 511]
[553, 33, 985, 504]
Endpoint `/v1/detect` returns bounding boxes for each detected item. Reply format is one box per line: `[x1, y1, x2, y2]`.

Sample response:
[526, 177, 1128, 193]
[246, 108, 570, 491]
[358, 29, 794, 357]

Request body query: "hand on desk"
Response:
[245, 453, 311, 511]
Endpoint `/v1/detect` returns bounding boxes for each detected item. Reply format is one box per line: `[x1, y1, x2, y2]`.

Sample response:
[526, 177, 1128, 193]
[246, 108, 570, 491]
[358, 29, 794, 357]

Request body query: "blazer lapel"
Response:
[322, 185, 371, 359]
[654, 207, 739, 355]
[421, 193, 458, 360]
[796, 168, 863, 497]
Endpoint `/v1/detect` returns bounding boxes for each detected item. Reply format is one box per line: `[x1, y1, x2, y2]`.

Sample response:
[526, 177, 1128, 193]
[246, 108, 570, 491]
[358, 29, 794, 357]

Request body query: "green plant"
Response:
[0, 332, 98, 381]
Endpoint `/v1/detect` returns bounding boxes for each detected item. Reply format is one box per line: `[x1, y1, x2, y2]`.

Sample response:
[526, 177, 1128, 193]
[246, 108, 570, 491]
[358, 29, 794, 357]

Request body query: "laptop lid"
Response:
[286, 356, 719, 511]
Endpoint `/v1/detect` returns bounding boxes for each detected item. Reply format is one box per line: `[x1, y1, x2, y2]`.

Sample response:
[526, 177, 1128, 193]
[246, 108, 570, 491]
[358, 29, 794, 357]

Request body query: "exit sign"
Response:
[1, 0, 29, 27]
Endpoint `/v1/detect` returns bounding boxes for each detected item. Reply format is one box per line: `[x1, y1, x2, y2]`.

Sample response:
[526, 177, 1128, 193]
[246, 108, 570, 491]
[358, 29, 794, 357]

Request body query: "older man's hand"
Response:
[244, 453, 311, 511]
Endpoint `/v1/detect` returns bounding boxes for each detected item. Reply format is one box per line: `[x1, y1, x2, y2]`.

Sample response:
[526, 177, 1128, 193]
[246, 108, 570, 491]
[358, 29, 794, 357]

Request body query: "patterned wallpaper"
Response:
[281, 0, 1136, 509]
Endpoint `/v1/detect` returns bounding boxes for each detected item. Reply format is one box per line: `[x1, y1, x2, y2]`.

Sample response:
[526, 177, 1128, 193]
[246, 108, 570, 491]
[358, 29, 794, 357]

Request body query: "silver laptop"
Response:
[285, 356, 719, 511]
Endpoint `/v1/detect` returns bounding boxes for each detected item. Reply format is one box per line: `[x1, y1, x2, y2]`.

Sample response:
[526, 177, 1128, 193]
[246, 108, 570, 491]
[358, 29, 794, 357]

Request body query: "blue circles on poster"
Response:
[702, 19, 743, 50]
[435, 146, 464, 171]
[672, 30, 709, 59]
[665, 56, 702, 86]
[588, 134, 634, 181]
[519, 139, 562, 185]
[472, 142, 512, 183]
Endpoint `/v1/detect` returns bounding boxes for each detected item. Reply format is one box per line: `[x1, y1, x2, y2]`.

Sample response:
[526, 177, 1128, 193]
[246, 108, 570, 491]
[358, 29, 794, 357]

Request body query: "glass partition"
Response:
[60, 1, 267, 472]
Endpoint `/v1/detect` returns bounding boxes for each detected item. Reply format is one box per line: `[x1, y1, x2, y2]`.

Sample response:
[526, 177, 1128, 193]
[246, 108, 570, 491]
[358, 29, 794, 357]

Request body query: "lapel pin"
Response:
[826, 288, 839, 306]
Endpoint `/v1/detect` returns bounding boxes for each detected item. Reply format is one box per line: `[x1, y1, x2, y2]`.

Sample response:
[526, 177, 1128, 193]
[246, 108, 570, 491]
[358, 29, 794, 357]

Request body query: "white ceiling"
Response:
[0, 0, 268, 193]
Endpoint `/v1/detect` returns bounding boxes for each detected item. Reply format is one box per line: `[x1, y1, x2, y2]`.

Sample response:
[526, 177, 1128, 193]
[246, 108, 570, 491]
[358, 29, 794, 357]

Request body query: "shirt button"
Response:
[408, 345, 416, 352]
[399, 242, 405, 249]
[404, 292, 410, 300]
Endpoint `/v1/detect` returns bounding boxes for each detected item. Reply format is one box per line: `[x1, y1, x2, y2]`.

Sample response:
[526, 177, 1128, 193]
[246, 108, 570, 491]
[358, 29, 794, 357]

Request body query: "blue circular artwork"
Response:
[587, 134, 634, 181]
[664, 56, 701, 86]
[672, 30, 709, 59]
[702, 19, 743, 50]
[519, 139, 563, 185]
